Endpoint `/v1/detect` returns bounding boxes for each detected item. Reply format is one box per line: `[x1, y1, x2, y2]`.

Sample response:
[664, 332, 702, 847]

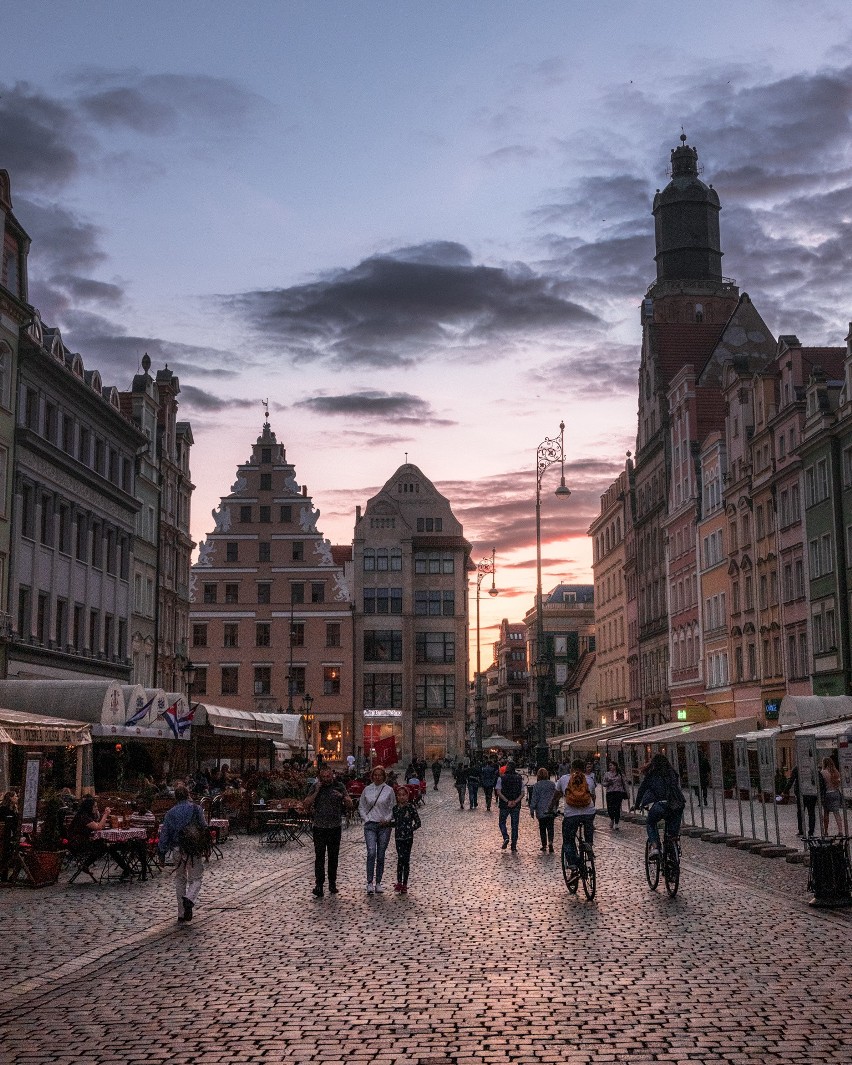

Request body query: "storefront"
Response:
[192, 705, 309, 771]
[0, 707, 92, 796]
[362, 710, 403, 766]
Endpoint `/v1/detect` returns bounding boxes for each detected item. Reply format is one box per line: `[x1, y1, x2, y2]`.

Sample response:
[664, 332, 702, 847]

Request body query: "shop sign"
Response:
[363, 709, 402, 718]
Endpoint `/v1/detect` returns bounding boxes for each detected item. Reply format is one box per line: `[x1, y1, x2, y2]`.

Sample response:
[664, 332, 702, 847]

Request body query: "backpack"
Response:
[564, 771, 592, 809]
[178, 810, 210, 857]
[663, 772, 686, 811]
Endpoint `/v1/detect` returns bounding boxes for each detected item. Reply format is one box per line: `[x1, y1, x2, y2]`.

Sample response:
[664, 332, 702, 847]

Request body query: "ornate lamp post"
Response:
[301, 692, 314, 761]
[475, 548, 499, 757]
[534, 421, 571, 768]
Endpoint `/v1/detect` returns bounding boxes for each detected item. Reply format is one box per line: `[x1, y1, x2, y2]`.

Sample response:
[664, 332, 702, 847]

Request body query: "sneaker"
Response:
[366, 883, 375, 893]
[312, 886, 324, 899]
[548, 845, 554, 853]
[648, 844, 660, 857]
[511, 845, 517, 852]
[394, 883, 403, 892]
[182, 898, 194, 922]
[328, 883, 338, 894]
[400, 884, 407, 893]
[374, 883, 385, 893]
[501, 839, 509, 850]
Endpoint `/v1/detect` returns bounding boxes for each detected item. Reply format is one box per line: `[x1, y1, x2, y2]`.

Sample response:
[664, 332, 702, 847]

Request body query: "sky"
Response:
[3, 0, 852, 657]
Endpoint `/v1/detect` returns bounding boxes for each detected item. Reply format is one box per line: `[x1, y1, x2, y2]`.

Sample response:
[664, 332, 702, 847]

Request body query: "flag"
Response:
[372, 736, 398, 768]
[160, 700, 181, 738]
[125, 694, 155, 727]
[176, 703, 197, 736]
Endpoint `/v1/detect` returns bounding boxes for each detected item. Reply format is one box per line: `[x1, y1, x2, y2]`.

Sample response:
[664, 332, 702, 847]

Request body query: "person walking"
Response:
[392, 786, 421, 893]
[554, 758, 596, 874]
[158, 783, 209, 922]
[698, 750, 711, 806]
[453, 763, 469, 809]
[0, 791, 19, 882]
[820, 757, 844, 836]
[495, 761, 524, 851]
[358, 766, 395, 893]
[431, 759, 443, 790]
[602, 761, 628, 829]
[783, 765, 817, 838]
[480, 760, 499, 812]
[529, 767, 557, 852]
[303, 765, 352, 898]
[467, 762, 481, 809]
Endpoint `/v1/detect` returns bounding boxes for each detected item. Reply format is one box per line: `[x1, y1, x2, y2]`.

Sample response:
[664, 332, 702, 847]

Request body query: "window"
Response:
[223, 623, 239, 648]
[416, 674, 455, 710]
[226, 542, 239, 563]
[414, 590, 455, 616]
[55, 598, 67, 647]
[414, 550, 454, 574]
[280, 506, 291, 523]
[239, 506, 252, 523]
[90, 522, 103, 569]
[416, 518, 443, 532]
[192, 623, 208, 648]
[104, 614, 114, 658]
[57, 503, 70, 554]
[323, 666, 341, 696]
[203, 583, 217, 604]
[261, 447, 272, 464]
[225, 583, 239, 604]
[89, 609, 100, 655]
[290, 582, 304, 605]
[288, 666, 306, 696]
[364, 548, 402, 571]
[40, 494, 54, 547]
[292, 541, 304, 562]
[415, 632, 455, 663]
[256, 623, 271, 647]
[311, 582, 325, 604]
[190, 667, 208, 697]
[258, 541, 270, 562]
[363, 587, 403, 614]
[221, 666, 239, 695]
[290, 622, 305, 647]
[259, 505, 271, 523]
[257, 583, 271, 605]
[253, 666, 271, 696]
[326, 623, 341, 647]
[259, 473, 272, 491]
[363, 673, 402, 708]
[364, 630, 402, 662]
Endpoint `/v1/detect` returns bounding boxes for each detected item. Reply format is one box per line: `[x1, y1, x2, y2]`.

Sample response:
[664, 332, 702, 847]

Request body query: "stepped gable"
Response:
[698, 294, 777, 388]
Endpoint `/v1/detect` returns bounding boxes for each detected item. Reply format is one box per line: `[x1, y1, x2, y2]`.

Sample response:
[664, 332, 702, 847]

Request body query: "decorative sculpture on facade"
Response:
[212, 503, 232, 533]
[195, 540, 215, 568]
[299, 503, 319, 534]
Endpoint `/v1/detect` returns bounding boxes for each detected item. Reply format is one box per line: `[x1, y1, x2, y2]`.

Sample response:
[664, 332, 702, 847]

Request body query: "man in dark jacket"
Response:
[635, 754, 685, 856]
[480, 760, 499, 811]
[303, 766, 352, 898]
[495, 762, 524, 851]
[453, 764, 469, 809]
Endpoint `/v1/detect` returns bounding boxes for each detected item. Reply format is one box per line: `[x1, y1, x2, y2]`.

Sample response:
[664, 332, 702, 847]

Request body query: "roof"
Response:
[564, 651, 596, 693]
[801, 347, 846, 380]
[331, 545, 353, 565]
[649, 323, 725, 389]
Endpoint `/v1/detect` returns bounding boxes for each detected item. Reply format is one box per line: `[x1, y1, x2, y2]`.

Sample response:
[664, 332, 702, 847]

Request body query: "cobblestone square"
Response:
[1, 786, 850, 1065]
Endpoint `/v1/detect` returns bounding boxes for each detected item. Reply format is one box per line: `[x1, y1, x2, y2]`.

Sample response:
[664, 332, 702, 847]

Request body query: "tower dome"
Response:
[652, 135, 723, 284]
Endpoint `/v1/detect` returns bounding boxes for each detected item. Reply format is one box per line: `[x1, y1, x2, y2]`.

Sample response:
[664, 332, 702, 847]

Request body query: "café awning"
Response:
[778, 695, 852, 727]
[481, 734, 520, 751]
[194, 705, 308, 747]
[0, 707, 91, 747]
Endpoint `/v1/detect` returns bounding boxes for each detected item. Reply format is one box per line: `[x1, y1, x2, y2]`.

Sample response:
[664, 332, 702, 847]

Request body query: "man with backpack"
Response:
[158, 782, 209, 923]
[495, 761, 524, 851]
[552, 758, 596, 875]
[480, 759, 499, 812]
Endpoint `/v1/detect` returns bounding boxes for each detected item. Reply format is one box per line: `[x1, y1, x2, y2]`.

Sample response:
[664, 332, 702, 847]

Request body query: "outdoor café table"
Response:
[209, 817, 229, 842]
[93, 827, 150, 881]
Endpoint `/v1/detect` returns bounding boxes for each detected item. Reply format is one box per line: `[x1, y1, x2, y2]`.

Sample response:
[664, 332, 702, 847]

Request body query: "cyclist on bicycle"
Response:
[634, 753, 685, 856]
[552, 758, 596, 872]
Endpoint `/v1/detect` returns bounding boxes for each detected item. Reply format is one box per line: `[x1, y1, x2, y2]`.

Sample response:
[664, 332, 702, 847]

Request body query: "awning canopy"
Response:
[659, 716, 759, 745]
[194, 705, 308, 746]
[552, 722, 637, 756]
[481, 734, 520, 750]
[779, 695, 852, 727]
[0, 679, 125, 725]
[792, 721, 852, 744]
[0, 707, 91, 747]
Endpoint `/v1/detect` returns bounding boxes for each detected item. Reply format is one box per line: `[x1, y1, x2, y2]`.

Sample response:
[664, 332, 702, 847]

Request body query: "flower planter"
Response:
[24, 850, 61, 887]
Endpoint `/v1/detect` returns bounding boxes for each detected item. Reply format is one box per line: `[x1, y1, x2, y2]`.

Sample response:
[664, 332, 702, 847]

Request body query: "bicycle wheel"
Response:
[644, 839, 660, 890]
[581, 847, 597, 900]
[561, 846, 579, 894]
[663, 839, 680, 897]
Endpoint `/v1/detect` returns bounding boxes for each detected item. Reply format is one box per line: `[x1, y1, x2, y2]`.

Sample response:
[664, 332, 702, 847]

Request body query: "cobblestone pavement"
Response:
[2, 785, 851, 1065]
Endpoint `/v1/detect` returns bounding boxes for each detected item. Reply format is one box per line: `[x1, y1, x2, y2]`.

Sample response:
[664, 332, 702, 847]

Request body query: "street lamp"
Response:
[534, 421, 571, 769]
[475, 548, 499, 758]
[301, 692, 314, 761]
[182, 657, 197, 692]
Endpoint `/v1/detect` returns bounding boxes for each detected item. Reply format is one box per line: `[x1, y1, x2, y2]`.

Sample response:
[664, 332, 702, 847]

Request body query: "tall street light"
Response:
[475, 548, 498, 757]
[534, 421, 571, 768]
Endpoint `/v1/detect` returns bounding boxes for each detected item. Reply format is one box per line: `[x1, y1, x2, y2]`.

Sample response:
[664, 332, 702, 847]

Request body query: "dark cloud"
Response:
[221, 242, 600, 369]
[0, 82, 88, 191]
[78, 87, 175, 134]
[533, 342, 639, 398]
[179, 386, 272, 414]
[297, 390, 454, 426]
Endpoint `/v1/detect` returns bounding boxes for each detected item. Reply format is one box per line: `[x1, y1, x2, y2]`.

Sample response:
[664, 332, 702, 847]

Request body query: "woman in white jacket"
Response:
[358, 765, 396, 892]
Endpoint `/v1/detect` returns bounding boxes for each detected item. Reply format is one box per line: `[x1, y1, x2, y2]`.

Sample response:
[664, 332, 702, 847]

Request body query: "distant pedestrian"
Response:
[0, 791, 19, 882]
[698, 751, 711, 806]
[431, 759, 443, 790]
[392, 786, 421, 892]
[158, 783, 209, 922]
[358, 766, 395, 893]
[783, 766, 817, 838]
[467, 762, 481, 809]
[480, 760, 499, 811]
[821, 757, 844, 836]
[530, 767, 557, 852]
[495, 761, 524, 851]
[453, 764, 469, 809]
[303, 765, 352, 898]
[602, 761, 628, 829]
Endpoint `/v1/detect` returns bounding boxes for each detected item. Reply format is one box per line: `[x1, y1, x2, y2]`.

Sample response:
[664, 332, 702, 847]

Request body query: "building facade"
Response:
[590, 470, 630, 726]
[190, 422, 354, 762]
[353, 463, 470, 765]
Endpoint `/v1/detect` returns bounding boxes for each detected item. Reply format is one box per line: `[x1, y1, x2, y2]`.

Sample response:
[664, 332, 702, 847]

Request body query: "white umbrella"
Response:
[481, 734, 520, 750]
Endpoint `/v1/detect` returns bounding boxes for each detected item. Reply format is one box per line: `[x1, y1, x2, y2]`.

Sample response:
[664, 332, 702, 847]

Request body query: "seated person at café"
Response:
[67, 796, 132, 879]
[0, 791, 19, 882]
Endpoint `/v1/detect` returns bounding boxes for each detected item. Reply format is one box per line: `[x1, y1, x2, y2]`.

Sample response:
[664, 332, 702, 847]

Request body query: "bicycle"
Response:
[641, 811, 681, 898]
[561, 819, 596, 900]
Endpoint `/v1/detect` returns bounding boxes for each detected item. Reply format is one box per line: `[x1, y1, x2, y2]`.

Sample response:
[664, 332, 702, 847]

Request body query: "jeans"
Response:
[467, 781, 480, 808]
[562, 813, 595, 867]
[432, 766, 442, 788]
[646, 801, 682, 848]
[313, 825, 342, 889]
[482, 785, 494, 811]
[606, 792, 624, 825]
[499, 803, 520, 846]
[396, 837, 413, 885]
[174, 852, 204, 917]
[456, 785, 466, 808]
[537, 814, 555, 849]
[364, 823, 392, 884]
